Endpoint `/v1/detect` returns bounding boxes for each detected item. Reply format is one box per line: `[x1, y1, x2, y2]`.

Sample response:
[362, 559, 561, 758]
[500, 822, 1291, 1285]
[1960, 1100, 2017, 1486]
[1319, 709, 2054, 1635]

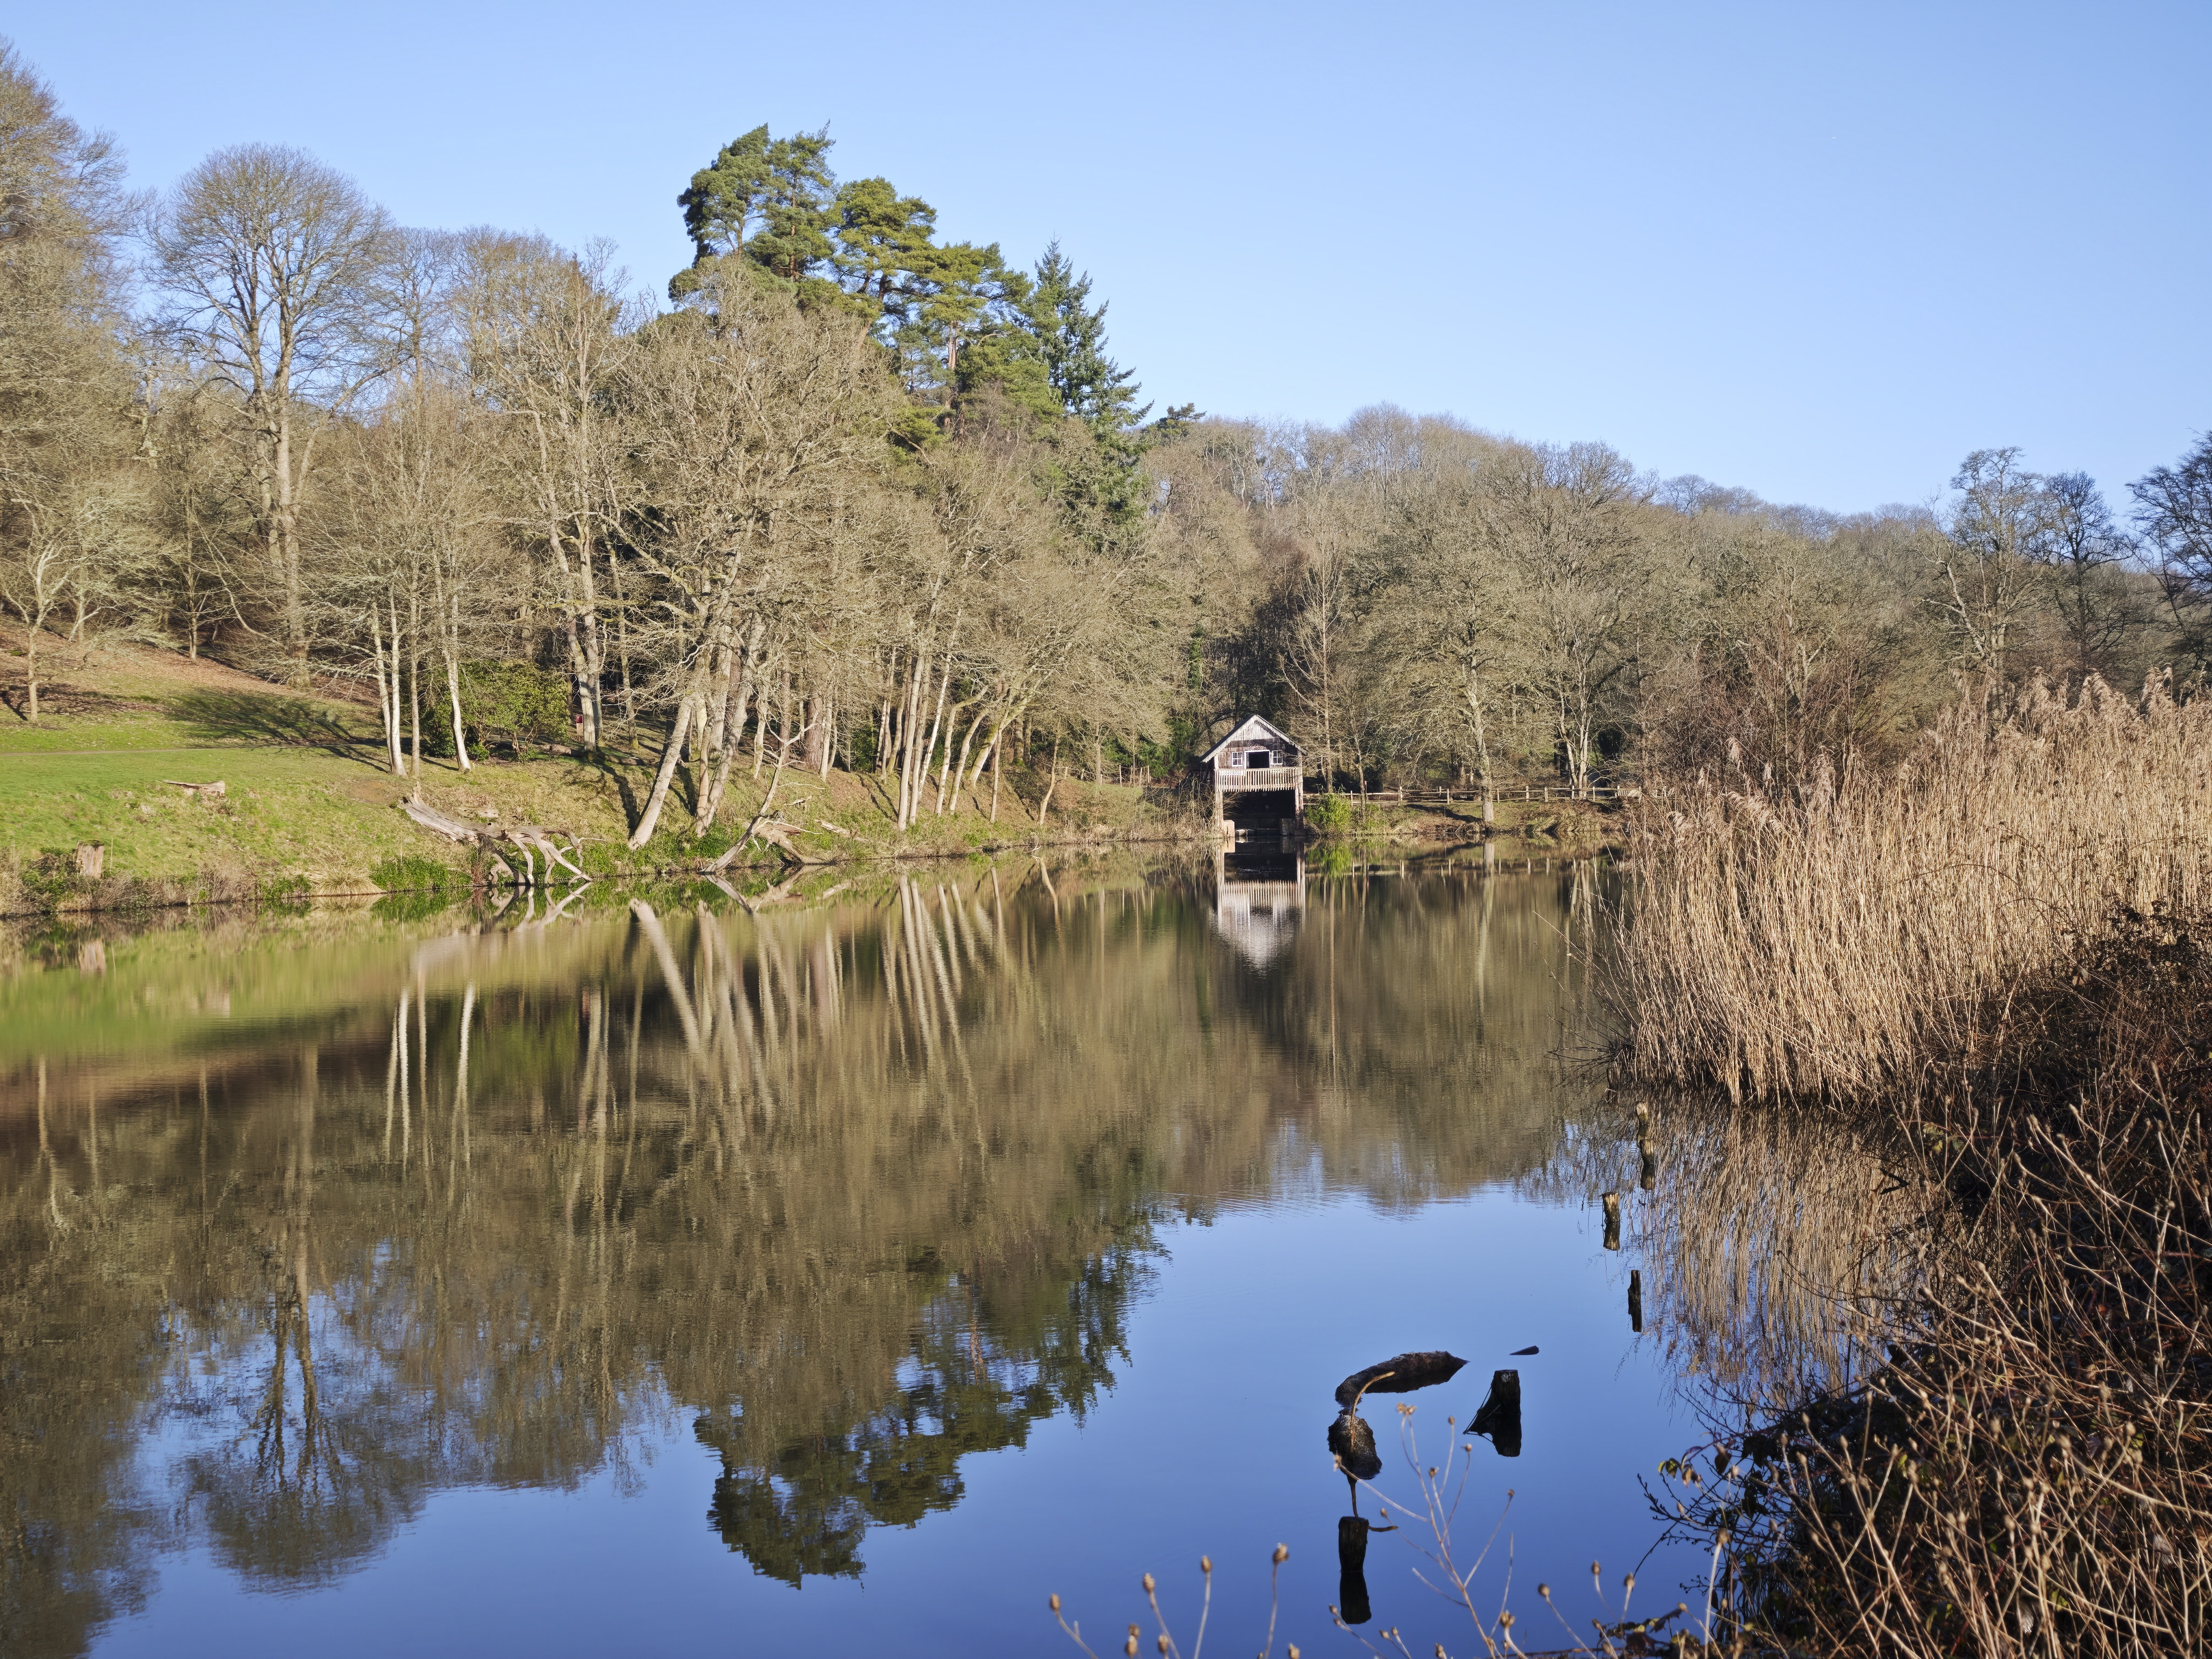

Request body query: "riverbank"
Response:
[0, 635, 1208, 917]
[2, 635, 1616, 918]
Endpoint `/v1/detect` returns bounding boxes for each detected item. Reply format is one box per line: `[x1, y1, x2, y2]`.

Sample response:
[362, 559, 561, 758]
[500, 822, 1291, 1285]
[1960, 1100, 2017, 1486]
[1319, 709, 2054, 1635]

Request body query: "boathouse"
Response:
[1199, 715, 1304, 837]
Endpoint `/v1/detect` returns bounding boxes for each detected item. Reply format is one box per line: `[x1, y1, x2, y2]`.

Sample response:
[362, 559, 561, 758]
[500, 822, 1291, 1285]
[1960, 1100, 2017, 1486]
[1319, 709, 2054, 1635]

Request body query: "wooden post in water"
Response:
[1628, 1269, 1644, 1333]
[1602, 1190, 1622, 1251]
[1337, 1516, 1372, 1625]
[1468, 1368, 1522, 1456]
[1635, 1101, 1657, 1191]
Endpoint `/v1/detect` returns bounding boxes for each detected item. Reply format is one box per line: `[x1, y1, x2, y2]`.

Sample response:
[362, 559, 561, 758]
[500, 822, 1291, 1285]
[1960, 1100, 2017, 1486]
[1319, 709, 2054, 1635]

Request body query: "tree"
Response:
[671, 125, 838, 304]
[1027, 242, 1147, 445]
[147, 144, 394, 683]
[612, 279, 896, 847]
[2131, 435, 2212, 665]
[0, 41, 133, 720]
[460, 233, 632, 747]
[1936, 448, 2048, 682]
[2027, 470, 2143, 680]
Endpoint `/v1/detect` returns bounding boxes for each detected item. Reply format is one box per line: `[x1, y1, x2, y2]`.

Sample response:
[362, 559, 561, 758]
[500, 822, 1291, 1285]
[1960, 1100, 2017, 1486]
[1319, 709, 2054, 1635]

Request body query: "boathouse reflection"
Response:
[1211, 847, 1305, 969]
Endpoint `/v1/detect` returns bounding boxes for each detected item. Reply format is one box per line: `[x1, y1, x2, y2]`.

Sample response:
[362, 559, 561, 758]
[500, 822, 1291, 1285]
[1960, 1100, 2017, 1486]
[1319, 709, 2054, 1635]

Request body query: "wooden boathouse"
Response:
[1199, 716, 1304, 838]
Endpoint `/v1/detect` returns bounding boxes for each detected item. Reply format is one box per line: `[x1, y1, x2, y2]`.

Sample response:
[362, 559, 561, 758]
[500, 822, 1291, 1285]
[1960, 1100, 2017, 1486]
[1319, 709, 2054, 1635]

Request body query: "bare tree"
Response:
[460, 234, 632, 747]
[613, 280, 895, 848]
[1936, 447, 2049, 682]
[0, 41, 133, 720]
[147, 144, 394, 683]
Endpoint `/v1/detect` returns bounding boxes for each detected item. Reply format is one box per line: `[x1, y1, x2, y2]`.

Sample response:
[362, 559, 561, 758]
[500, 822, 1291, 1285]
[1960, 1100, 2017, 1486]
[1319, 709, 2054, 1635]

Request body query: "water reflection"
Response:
[0, 857, 1864, 1658]
[1212, 847, 1304, 968]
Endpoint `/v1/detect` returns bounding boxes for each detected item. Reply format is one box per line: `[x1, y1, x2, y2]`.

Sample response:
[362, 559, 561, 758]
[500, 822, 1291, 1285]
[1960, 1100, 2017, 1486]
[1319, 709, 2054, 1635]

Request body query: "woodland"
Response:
[7, 37, 2212, 840]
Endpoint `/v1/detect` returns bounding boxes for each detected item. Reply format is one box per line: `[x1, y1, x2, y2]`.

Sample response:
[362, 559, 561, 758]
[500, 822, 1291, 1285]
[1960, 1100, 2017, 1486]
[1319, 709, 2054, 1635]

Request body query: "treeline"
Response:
[1159, 417, 2212, 797]
[6, 35, 2211, 831]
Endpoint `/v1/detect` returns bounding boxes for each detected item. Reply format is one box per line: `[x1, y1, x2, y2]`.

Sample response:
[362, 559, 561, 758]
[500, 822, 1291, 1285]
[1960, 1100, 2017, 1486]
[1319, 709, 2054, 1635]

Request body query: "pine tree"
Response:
[670, 126, 838, 302]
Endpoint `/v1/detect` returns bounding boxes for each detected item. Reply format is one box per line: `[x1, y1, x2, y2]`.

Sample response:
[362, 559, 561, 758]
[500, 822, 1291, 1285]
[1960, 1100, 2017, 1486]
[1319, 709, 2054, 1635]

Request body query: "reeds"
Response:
[1621, 676, 2212, 1656]
[1621, 675, 2212, 1102]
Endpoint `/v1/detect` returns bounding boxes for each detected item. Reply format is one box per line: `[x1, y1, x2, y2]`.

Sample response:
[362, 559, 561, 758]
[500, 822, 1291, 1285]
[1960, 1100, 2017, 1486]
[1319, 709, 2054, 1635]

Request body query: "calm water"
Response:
[1, 855, 1791, 1658]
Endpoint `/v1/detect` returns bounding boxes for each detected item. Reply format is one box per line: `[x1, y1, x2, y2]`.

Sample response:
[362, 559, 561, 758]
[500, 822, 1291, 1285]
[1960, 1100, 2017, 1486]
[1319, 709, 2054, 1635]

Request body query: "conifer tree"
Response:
[671, 125, 837, 302]
[1027, 241, 1148, 448]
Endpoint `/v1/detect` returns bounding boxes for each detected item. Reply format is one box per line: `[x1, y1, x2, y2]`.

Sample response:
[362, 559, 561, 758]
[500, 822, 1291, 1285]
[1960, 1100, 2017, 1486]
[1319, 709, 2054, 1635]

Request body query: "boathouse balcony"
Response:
[1216, 764, 1303, 792]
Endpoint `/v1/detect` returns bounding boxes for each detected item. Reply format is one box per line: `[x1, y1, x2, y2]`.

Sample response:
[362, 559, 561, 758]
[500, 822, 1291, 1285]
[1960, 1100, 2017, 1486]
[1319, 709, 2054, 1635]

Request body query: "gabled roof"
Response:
[1198, 714, 1301, 765]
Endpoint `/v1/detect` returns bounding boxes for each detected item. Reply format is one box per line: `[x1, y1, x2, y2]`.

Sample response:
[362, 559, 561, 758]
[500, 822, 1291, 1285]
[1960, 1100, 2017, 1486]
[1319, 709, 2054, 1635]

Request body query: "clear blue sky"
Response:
[16, 2, 2207, 515]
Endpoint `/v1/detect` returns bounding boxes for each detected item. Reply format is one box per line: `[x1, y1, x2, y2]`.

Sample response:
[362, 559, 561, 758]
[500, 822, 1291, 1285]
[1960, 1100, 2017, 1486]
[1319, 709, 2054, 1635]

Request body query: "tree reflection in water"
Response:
[1, 856, 1610, 1654]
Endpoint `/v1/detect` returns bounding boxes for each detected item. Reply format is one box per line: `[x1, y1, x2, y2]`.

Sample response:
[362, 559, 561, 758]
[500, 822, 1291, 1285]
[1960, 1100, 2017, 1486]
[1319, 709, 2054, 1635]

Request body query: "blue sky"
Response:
[16, 2, 2207, 514]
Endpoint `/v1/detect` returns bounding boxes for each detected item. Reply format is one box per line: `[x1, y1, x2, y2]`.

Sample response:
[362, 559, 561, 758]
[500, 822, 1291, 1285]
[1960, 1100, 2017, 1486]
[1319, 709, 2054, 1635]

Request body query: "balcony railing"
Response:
[1216, 766, 1303, 791]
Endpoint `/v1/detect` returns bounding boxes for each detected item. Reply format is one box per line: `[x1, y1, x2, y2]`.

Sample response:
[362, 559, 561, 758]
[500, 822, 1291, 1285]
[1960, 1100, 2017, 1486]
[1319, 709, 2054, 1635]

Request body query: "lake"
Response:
[1, 852, 1836, 1658]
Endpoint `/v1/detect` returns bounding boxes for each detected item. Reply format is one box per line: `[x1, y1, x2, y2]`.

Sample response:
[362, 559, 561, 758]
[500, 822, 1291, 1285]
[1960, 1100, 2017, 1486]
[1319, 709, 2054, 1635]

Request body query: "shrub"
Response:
[1305, 793, 1351, 833]
[419, 661, 574, 757]
[1621, 675, 2212, 1101]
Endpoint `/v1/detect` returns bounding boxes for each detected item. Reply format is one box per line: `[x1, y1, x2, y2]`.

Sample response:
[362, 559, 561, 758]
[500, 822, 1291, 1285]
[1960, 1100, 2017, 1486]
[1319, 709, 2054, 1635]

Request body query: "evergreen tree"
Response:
[671, 125, 838, 302]
[1027, 241, 1148, 447]
[830, 176, 935, 313]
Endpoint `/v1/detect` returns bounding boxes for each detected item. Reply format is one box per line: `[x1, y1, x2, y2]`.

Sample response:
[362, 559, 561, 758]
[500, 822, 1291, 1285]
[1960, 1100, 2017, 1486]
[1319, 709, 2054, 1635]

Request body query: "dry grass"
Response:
[1620, 677, 2212, 1657]
[1621, 675, 2212, 1102]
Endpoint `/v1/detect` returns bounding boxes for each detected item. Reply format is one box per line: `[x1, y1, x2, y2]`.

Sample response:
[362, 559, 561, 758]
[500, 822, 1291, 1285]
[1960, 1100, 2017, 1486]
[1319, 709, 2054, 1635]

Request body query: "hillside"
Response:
[0, 631, 1193, 915]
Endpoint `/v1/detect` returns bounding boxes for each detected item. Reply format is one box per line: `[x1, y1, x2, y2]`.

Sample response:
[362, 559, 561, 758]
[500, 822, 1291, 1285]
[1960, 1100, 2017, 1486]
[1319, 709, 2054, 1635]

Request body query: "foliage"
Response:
[417, 659, 572, 757]
[1305, 792, 1351, 833]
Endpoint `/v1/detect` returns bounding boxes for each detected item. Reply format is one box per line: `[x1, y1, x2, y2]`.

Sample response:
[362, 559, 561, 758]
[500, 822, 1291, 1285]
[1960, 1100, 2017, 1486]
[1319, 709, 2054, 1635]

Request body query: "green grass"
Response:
[0, 637, 1200, 914]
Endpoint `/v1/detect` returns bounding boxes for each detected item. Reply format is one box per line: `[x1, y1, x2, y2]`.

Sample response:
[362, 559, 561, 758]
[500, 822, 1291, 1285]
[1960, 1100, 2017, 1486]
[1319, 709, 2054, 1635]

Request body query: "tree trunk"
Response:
[444, 651, 471, 773]
[1036, 732, 1061, 826]
[937, 707, 979, 815]
[407, 636, 423, 801]
[372, 607, 403, 773]
[629, 693, 697, 849]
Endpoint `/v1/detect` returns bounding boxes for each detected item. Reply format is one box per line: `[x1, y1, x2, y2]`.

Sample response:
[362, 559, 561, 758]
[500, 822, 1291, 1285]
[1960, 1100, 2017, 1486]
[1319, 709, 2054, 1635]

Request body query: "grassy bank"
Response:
[0, 635, 1203, 916]
[1619, 677, 2212, 1658]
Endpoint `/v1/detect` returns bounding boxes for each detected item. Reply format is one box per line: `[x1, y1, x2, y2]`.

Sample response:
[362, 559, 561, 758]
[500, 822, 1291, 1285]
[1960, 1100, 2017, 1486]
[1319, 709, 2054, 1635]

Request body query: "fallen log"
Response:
[400, 799, 590, 886]
[1333, 1350, 1467, 1407]
[402, 798, 481, 842]
[160, 778, 225, 798]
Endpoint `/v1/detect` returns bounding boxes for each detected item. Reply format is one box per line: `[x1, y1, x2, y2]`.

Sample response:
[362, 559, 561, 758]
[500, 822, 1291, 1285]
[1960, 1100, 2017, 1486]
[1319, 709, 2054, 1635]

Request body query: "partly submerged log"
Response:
[1337, 1516, 1372, 1626]
[1327, 1410, 1381, 1481]
[1602, 1190, 1623, 1251]
[1333, 1350, 1467, 1407]
[1468, 1368, 1522, 1458]
[1628, 1268, 1644, 1333]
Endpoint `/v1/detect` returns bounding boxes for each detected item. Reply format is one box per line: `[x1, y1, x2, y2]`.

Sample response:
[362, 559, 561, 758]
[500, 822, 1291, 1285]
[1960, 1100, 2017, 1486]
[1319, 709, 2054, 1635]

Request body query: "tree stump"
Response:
[1628, 1268, 1644, 1333]
[73, 843, 104, 880]
[1468, 1368, 1522, 1458]
[1602, 1190, 1622, 1251]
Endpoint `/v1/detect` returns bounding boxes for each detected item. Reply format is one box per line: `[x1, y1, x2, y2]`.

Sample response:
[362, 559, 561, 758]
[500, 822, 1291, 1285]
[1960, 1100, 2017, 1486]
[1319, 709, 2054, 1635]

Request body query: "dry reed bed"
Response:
[1622, 675, 2212, 1101]
[1619, 677, 2212, 1657]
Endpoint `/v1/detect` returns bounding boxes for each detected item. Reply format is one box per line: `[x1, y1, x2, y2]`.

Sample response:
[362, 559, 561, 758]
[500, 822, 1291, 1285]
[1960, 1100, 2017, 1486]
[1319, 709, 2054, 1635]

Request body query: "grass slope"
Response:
[1, 632, 1189, 915]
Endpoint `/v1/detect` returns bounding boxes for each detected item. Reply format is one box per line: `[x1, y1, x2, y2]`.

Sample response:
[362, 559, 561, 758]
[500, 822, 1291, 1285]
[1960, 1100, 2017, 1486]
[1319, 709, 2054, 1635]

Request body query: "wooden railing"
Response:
[1216, 766, 1304, 791]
